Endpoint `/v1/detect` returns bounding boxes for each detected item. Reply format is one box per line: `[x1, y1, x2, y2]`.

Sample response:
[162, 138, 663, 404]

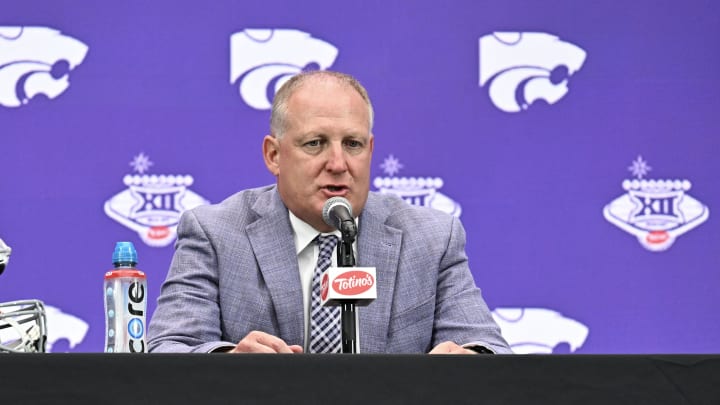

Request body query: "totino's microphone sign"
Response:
[320, 267, 377, 307]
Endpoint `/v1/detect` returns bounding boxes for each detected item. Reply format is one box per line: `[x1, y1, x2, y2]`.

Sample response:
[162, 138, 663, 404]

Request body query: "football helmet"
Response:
[0, 238, 10, 275]
[0, 299, 47, 353]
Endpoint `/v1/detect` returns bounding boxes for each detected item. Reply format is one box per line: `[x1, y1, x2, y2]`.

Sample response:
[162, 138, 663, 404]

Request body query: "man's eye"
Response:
[345, 140, 363, 148]
[304, 140, 321, 147]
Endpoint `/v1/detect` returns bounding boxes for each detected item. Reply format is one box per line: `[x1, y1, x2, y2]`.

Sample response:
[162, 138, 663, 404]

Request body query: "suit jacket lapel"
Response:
[246, 187, 305, 346]
[357, 193, 402, 353]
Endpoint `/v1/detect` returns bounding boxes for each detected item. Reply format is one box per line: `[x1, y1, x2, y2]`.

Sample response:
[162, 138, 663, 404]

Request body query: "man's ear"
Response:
[263, 135, 280, 176]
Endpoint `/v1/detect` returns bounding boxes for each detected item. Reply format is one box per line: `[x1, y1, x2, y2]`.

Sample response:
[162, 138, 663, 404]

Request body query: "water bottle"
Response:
[104, 241, 147, 353]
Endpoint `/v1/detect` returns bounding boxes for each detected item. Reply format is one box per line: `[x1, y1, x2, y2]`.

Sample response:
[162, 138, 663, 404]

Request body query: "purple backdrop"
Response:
[2, 0, 718, 353]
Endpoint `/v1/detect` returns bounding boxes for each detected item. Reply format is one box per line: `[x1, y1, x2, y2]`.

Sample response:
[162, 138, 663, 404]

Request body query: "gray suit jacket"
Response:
[147, 185, 511, 354]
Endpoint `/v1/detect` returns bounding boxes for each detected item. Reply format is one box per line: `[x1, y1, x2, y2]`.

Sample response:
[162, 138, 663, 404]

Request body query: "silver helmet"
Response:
[0, 299, 48, 353]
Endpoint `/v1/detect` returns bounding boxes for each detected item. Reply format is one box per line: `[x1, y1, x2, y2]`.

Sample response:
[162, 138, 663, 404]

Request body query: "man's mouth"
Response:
[323, 185, 348, 194]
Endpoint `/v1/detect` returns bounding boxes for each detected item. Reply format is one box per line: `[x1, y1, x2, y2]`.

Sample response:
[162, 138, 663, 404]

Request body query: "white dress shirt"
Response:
[288, 211, 359, 352]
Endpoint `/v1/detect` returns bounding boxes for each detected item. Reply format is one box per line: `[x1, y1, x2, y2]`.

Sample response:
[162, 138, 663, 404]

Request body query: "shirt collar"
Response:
[288, 211, 341, 255]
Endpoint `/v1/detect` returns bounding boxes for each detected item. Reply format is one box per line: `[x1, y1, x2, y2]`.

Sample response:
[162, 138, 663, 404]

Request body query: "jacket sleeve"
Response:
[431, 215, 513, 354]
[147, 209, 237, 353]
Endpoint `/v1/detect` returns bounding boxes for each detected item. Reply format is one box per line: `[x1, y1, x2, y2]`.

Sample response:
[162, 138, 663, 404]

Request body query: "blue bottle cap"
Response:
[112, 241, 138, 265]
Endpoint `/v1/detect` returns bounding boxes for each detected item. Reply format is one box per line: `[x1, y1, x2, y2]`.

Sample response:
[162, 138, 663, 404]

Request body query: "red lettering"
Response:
[148, 226, 170, 240]
[646, 230, 669, 244]
[321, 274, 329, 301]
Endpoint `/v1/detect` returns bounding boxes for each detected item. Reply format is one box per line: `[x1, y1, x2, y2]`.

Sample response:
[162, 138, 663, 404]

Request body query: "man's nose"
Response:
[325, 143, 348, 173]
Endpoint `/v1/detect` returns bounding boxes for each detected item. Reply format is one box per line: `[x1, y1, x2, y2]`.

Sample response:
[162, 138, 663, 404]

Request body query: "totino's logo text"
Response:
[321, 273, 330, 301]
[332, 271, 374, 295]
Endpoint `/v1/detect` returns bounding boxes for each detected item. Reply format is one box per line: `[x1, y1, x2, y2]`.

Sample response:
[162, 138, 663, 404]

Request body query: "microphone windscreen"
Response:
[322, 197, 353, 228]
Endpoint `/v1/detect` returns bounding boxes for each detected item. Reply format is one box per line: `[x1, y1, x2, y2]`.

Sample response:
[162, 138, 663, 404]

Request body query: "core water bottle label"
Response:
[106, 241, 147, 353]
[128, 318, 144, 339]
[104, 277, 147, 353]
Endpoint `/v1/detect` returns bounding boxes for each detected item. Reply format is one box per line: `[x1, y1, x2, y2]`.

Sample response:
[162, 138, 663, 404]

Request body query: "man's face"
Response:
[263, 78, 374, 232]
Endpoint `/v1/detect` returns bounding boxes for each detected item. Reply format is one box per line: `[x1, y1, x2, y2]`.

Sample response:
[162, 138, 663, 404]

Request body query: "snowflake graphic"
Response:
[628, 155, 651, 179]
[380, 154, 403, 176]
[130, 152, 154, 174]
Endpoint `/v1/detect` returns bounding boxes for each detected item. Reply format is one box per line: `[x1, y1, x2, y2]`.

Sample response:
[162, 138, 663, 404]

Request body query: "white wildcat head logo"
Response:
[0, 26, 88, 107]
[229, 29, 338, 110]
[44, 305, 89, 352]
[492, 307, 589, 354]
[479, 32, 586, 113]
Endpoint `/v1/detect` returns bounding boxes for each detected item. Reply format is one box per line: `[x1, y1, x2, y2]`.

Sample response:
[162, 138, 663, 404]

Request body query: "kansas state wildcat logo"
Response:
[479, 32, 586, 113]
[603, 156, 709, 251]
[492, 308, 589, 354]
[373, 155, 461, 217]
[0, 26, 88, 107]
[104, 153, 209, 247]
[45, 305, 89, 352]
[230, 29, 338, 110]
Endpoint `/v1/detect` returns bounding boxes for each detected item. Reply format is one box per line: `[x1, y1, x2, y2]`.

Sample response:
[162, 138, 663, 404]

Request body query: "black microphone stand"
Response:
[337, 220, 357, 354]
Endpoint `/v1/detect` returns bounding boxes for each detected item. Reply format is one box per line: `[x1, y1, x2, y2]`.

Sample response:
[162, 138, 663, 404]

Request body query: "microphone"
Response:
[320, 258, 378, 354]
[321, 197, 369, 353]
[322, 197, 357, 239]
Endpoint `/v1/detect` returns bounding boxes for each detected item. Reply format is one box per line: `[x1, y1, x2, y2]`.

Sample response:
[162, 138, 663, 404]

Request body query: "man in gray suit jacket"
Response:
[147, 70, 511, 354]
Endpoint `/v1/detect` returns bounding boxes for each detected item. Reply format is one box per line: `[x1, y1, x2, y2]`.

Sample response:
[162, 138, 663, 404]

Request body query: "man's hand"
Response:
[429, 341, 477, 355]
[229, 330, 303, 354]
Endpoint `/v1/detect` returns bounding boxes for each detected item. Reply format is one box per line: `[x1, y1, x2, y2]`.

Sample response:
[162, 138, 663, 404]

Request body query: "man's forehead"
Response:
[287, 84, 367, 119]
[289, 76, 358, 101]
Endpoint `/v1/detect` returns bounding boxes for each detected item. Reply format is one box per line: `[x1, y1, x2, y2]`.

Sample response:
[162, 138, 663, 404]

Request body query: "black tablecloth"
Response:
[2, 354, 719, 404]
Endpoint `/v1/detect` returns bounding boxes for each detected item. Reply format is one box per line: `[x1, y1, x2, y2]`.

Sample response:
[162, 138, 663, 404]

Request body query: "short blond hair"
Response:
[270, 70, 374, 138]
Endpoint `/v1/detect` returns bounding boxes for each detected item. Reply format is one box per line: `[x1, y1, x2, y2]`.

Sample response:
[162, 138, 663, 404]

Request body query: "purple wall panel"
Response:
[1, 1, 718, 353]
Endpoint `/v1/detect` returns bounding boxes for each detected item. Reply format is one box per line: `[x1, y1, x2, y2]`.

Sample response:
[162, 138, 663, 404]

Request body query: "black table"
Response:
[2, 354, 719, 404]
